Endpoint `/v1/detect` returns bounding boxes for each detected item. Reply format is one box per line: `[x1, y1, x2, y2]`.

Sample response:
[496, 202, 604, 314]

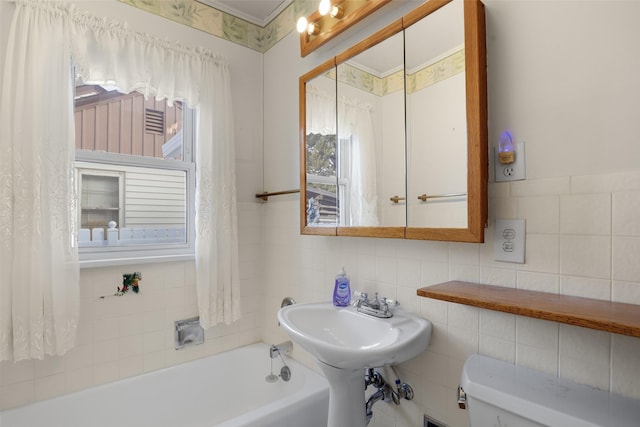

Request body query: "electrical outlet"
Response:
[495, 141, 525, 182]
[495, 218, 525, 263]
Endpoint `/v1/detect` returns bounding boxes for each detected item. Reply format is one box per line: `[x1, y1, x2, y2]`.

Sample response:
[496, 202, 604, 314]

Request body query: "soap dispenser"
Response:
[333, 267, 351, 307]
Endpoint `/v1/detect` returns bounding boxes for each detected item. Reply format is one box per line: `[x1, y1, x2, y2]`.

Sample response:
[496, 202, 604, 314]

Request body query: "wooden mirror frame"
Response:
[299, 0, 487, 242]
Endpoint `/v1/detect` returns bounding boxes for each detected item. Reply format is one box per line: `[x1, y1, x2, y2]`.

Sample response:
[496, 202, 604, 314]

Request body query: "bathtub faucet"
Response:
[267, 341, 293, 383]
[270, 340, 293, 359]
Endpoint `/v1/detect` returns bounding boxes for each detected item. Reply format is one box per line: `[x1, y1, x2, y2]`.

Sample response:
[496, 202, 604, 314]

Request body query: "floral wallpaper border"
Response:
[117, 0, 465, 87]
[117, 0, 316, 53]
[336, 49, 465, 97]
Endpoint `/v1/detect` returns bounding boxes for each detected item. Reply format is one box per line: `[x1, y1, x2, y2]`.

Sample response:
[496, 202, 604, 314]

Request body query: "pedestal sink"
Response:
[277, 302, 432, 427]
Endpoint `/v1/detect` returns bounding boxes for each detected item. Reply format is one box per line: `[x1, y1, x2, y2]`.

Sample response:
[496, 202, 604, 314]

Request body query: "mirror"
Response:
[337, 28, 405, 228]
[304, 62, 338, 229]
[405, 0, 467, 229]
[300, 0, 487, 242]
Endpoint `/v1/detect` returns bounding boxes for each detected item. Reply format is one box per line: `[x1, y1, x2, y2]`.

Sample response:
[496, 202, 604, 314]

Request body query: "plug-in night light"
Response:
[498, 131, 515, 164]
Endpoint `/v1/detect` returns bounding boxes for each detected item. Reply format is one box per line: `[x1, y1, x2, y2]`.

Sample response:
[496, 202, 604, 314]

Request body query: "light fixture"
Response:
[297, 15, 321, 36]
[306, 21, 321, 36]
[329, 4, 344, 19]
[296, 1, 341, 35]
[297, 0, 391, 57]
[318, 0, 331, 16]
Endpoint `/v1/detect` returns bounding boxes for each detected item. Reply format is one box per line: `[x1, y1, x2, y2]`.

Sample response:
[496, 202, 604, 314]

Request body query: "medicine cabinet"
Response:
[299, 0, 487, 242]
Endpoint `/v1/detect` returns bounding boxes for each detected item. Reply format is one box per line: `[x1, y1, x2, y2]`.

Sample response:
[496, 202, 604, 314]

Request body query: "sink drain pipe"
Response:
[364, 367, 415, 425]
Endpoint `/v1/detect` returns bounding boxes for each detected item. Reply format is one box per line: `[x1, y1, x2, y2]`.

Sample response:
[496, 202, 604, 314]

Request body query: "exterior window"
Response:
[79, 170, 123, 233]
[305, 133, 348, 225]
[74, 84, 195, 264]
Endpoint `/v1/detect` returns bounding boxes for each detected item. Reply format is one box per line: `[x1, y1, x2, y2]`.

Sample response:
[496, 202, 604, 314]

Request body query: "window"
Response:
[74, 84, 195, 266]
[305, 133, 350, 226]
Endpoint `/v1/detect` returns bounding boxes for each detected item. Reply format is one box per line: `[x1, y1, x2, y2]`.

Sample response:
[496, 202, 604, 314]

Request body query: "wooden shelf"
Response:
[417, 281, 640, 338]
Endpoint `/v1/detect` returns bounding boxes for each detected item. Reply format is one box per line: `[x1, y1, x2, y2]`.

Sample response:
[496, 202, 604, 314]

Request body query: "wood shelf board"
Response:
[417, 281, 640, 338]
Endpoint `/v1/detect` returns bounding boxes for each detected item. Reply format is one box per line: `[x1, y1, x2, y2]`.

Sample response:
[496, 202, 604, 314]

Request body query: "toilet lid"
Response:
[461, 355, 640, 427]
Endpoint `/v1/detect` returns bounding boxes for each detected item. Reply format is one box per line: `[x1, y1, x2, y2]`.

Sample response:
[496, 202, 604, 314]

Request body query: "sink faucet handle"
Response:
[385, 298, 399, 307]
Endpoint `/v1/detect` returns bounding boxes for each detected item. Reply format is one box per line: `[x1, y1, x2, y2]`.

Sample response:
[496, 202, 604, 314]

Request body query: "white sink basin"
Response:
[277, 302, 431, 369]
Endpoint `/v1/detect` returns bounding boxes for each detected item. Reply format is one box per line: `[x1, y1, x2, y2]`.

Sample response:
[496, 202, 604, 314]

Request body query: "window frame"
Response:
[76, 107, 197, 268]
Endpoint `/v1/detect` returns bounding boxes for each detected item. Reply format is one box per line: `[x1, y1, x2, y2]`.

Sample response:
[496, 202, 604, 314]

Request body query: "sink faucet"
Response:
[352, 292, 396, 318]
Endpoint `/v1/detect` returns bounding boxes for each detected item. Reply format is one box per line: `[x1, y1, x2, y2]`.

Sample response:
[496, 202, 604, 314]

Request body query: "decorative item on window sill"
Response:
[99, 272, 141, 298]
[297, 0, 391, 57]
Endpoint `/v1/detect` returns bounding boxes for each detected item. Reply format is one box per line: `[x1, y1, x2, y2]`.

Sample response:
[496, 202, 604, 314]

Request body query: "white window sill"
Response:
[79, 253, 195, 269]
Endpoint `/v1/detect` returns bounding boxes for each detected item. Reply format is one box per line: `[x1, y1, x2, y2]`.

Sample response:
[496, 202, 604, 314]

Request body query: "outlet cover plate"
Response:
[495, 218, 525, 263]
[495, 141, 525, 182]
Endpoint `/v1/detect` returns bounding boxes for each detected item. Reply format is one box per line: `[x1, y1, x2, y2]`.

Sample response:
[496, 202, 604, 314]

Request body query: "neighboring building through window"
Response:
[74, 84, 195, 263]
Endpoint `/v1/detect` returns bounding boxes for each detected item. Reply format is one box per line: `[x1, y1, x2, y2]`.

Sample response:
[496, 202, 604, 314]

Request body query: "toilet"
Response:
[460, 354, 640, 427]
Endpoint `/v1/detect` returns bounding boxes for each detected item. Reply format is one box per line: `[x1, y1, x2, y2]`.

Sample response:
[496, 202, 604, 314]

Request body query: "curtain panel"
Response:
[0, 0, 79, 362]
[0, 0, 240, 362]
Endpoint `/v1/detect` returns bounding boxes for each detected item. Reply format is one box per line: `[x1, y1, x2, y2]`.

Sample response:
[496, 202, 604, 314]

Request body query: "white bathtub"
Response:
[0, 343, 329, 427]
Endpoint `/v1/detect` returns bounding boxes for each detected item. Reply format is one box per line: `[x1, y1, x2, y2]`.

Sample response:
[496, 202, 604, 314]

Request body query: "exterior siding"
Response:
[74, 89, 183, 158]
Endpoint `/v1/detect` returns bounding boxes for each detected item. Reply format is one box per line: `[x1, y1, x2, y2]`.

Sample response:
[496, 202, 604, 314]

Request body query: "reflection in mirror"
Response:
[405, 0, 467, 228]
[305, 70, 338, 227]
[336, 31, 405, 227]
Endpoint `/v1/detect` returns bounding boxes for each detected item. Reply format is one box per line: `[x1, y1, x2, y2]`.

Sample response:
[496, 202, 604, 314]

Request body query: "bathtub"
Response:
[0, 343, 329, 427]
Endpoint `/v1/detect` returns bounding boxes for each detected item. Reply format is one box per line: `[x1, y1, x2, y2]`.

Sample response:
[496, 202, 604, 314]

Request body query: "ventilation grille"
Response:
[145, 108, 165, 135]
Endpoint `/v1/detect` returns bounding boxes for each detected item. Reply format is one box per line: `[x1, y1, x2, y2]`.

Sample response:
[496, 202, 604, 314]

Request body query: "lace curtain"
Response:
[338, 94, 378, 227]
[306, 85, 378, 226]
[0, 0, 80, 362]
[0, 1, 240, 362]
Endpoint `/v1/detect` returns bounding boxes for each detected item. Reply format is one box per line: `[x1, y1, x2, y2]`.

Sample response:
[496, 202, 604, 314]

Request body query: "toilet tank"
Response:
[460, 354, 640, 427]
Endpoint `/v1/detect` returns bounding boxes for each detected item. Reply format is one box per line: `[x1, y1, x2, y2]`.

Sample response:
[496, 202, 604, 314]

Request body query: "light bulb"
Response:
[318, 0, 331, 16]
[296, 16, 308, 33]
[307, 21, 321, 36]
[330, 4, 345, 19]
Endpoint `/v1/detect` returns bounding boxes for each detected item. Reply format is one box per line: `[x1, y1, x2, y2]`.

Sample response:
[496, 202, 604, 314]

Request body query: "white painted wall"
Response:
[262, 1, 640, 426]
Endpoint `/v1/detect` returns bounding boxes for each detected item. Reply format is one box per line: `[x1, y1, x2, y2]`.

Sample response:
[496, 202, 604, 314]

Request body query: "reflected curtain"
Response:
[0, 1, 240, 362]
[306, 85, 336, 135]
[338, 95, 378, 226]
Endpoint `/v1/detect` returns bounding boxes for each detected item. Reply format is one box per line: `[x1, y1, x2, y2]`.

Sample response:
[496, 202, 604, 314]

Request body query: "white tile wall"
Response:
[0, 202, 263, 411]
[259, 170, 640, 427]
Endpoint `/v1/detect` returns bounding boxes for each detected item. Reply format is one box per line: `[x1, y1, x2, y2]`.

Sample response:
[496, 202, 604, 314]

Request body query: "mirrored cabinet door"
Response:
[405, 0, 467, 229]
[336, 29, 406, 229]
[301, 59, 338, 235]
[403, 0, 487, 242]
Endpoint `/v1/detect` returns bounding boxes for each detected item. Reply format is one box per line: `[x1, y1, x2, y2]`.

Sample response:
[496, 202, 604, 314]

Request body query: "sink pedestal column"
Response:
[317, 362, 367, 427]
